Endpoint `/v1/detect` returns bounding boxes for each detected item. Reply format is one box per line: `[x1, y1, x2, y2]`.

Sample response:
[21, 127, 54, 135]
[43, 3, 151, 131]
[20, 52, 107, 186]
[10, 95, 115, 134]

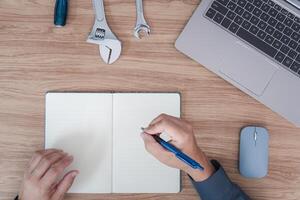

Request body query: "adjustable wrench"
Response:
[87, 0, 121, 64]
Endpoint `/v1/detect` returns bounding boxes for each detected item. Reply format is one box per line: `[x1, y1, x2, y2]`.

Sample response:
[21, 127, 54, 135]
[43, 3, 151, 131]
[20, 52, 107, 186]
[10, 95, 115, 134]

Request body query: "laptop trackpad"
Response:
[219, 42, 278, 96]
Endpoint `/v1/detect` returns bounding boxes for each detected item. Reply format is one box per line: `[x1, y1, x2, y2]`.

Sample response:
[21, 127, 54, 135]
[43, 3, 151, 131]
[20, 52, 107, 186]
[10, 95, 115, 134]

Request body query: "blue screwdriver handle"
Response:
[54, 0, 68, 27]
[153, 135, 204, 171]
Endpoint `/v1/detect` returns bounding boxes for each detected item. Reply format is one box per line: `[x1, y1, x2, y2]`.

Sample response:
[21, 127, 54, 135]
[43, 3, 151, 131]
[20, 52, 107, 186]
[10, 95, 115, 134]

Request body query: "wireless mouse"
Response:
[239, 126, 269, 178]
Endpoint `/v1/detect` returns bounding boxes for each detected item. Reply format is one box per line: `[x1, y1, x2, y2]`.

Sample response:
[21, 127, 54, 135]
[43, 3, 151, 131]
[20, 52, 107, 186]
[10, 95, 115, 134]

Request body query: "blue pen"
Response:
[142, 128, 204, 171]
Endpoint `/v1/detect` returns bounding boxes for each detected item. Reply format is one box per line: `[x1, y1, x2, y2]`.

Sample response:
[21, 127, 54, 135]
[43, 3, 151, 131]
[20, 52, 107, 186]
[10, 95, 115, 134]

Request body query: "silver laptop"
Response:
[175, 0, 300, 127]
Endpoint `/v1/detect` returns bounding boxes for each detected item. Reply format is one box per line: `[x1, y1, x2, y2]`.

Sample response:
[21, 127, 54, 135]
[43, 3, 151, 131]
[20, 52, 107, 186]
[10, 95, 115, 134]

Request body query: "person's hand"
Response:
[141, 114, 215, 182]
[19, 149, 79, 200]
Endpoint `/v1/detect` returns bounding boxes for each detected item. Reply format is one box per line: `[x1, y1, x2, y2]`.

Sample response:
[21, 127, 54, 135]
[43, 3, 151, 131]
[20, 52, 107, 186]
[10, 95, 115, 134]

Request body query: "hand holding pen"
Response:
[141, 114, 215, 182]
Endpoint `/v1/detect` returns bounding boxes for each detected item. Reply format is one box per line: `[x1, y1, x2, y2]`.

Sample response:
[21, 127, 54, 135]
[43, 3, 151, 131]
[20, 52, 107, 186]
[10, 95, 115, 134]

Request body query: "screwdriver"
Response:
[54, 0, 68, 27]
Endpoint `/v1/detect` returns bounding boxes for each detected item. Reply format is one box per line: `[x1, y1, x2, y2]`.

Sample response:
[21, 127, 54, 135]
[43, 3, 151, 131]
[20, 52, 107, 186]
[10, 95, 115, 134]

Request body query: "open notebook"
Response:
[45, 92, 181, 193]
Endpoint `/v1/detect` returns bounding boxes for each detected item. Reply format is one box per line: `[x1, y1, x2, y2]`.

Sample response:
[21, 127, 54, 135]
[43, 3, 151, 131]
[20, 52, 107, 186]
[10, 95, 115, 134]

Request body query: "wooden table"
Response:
[1, 0, 300, 199]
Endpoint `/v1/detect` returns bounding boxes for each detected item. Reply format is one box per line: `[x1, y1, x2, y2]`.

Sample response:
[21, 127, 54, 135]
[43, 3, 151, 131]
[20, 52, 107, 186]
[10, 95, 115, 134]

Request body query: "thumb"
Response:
[52, 170, 79, 200]
[140, 133, 171, 158]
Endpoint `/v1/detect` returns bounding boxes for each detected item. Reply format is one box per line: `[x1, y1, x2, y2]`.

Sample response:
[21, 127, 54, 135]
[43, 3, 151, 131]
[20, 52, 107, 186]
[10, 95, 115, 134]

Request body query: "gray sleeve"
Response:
[190, 160, 250, 200]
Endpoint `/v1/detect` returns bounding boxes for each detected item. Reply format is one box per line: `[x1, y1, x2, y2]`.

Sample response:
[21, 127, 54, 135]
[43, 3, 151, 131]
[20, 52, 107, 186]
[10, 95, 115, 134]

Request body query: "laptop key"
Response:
[281, 35, 290, 45]
[283, 57, 293, 68]
[288, 49, 297, 59]
[213, 13, 224, 24]
[253, 0, 263, 7]
[291, 22, 300, 32]
[268, 8, 278, 18]
[260, 13, 270, 22]
[242, 21, 251, 30]
[276, 13, 286, 22]
[265, 35, 274, 44]
[227, 2, 237, 10]
[283, 27, 293, 36]
[227, 11, 236, 20]
[221, 17, 232, 28]
[206, 8, 217, 19]
[268, 17, 277, 26]
[234, 15, 244, 25]
[236, 27, 277, 57]
[237, 0, 246, 7]
[290, 62, 300, 73]
[235, 6, 244, 15]
[273, 30, 282, 40]
[250, 16, 259, 25]
[272, 39, 282, 49]
[266, 26, 275, 35]
[275, 22, 285, 31]
[242, 11, 252, 20]
[296, 54, 300, 63]
[296, 45, 300, 53]
[291, 32, 299, 42]
[281, 8, 288, 15]
[280, 45, 290, 54]
[257, 30, 267, 40]
[275, 52, 285, 63]
[253, 8, 262, 17]
[284, 18, 293, 27]
[249, 25, 259, 34]
[274, 4, 281, 11]
[212, 1, 228, 15]
[245, 3, 254, 12]
[258, 21, 267, 30]
[289, 40, 297, 49]
[287, 12, 295, 19]
[261, 3, 270, 12]
[267, 1, 275, 6]
[229, 22, 239, 33]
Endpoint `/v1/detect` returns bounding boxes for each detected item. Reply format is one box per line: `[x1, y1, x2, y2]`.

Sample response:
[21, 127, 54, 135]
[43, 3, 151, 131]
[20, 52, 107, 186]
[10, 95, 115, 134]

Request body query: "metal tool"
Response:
[87, 0, 121, 64]
[134, 0, 150, 39]
[54, 0, 68, 27]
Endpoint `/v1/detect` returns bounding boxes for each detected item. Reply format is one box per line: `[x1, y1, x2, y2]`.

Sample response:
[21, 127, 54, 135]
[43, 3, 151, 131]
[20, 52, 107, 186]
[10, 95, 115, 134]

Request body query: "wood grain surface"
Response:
[1, 0, 300, 199]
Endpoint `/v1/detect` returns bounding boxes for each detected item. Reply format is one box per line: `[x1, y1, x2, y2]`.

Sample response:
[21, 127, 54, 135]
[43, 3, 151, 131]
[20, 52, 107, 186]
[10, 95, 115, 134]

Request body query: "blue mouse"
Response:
[239, 126, 269, 179]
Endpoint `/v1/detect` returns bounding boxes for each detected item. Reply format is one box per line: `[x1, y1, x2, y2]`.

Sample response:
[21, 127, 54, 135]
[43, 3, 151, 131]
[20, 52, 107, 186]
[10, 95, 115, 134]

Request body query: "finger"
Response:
[28, 149, 62, 174]
[49, 184, 58, 197]
[52, 170, 79, 200]
[152, 114, 190, 133]
[32, 152, 67, 179]
[144, 119, 179, 139]
[149, 113, 171, 126]
[41, 155, 74, 188]
[140, 133, 173, 160]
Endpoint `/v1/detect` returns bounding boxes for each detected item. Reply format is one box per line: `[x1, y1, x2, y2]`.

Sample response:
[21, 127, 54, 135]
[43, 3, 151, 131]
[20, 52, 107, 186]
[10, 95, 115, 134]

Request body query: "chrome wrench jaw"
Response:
[134, 0, 150, 39]
[87, 0, 122, 64]
[98, 39, 121, 64]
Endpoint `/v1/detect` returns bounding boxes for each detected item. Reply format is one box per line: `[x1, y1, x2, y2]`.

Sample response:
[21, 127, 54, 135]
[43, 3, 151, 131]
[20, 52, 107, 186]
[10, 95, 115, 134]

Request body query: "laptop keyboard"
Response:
[205, 0, 300, 77]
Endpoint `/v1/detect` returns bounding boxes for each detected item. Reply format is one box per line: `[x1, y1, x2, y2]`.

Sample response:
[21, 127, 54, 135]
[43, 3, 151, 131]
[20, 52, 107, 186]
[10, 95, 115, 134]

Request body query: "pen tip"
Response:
[141, 127, 145, 131]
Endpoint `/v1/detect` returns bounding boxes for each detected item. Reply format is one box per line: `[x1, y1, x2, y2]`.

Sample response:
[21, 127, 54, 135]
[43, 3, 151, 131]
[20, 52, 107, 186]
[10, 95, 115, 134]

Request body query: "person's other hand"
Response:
[141, 114, 215, 182]
[19, 149, 79, 200]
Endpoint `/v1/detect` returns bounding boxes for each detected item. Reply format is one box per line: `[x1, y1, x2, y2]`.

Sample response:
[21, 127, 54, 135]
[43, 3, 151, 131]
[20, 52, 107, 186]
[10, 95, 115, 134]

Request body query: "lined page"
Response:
[45, 93, 113, 193]
[112, 93, 181, 193]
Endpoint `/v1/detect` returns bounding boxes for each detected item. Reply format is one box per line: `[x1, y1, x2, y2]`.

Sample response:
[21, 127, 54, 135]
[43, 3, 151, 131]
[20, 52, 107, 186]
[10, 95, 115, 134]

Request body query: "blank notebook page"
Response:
[45, 92, 181, 193]
[112, 93, 181, 193]
[45, 93, 113, 193]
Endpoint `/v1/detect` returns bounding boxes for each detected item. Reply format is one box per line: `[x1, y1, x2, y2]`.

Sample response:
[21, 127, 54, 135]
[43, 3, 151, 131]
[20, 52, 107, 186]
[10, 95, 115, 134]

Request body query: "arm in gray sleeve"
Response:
[191, 160, 251, 200]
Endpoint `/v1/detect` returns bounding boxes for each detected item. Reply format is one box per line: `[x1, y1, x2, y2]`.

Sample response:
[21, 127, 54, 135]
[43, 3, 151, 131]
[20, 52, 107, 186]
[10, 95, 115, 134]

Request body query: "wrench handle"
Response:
[135, 0, 147, 25]
[136, 0, 144, 13]
[93, 0, 106, 22]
